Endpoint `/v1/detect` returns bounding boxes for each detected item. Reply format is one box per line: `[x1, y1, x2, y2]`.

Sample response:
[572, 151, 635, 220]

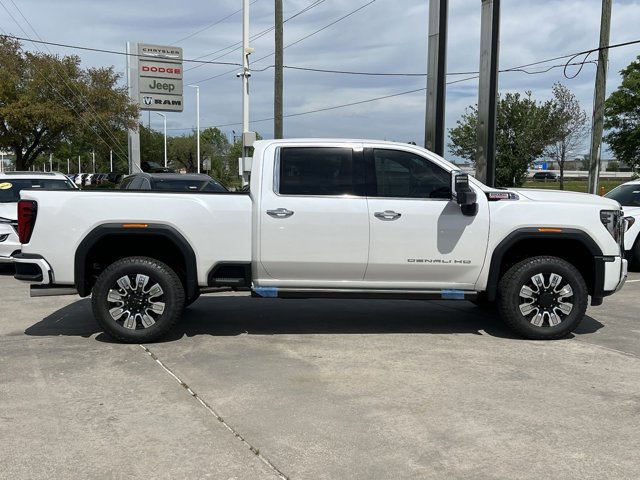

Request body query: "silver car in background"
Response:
[0, 172, 76, 264]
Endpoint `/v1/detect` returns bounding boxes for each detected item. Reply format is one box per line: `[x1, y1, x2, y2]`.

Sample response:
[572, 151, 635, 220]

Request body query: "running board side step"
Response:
[252, 287, 478, 301]
[30, 285, 79, 297]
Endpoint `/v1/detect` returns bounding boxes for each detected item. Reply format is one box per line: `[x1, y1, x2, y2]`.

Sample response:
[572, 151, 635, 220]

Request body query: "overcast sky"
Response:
[1, 0, 639, 161]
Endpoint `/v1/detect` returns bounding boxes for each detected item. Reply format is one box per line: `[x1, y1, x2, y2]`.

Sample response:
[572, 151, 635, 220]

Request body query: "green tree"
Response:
[449, 92, 558, 187]
[140, 124, 165, 165]
[606, 160, 620, 172]
[0, 37, 138, 171]
[545, 83, 588, 189]
[168, 134, 197, 173]
[605, 55, 640, 170]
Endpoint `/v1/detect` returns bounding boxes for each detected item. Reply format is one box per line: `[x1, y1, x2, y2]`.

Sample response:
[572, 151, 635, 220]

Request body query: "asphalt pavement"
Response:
[1, 268, 638, 479]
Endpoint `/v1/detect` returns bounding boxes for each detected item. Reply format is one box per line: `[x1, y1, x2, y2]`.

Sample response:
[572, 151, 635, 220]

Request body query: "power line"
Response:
[191, 0, 377, 85]
[172, 0, 259, 44]
[252, 0, 377, 65]
[173, 55, 609, 132]
[0, 2, 130, 162]
[0, 34, 242, 66]
[184, 0, 327, 73]
[252, 38, 640, 77]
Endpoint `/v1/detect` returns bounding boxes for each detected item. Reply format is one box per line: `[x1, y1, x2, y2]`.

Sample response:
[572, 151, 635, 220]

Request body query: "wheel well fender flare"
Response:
[485, 228, 603, 301]
[74, 223, 198, 298]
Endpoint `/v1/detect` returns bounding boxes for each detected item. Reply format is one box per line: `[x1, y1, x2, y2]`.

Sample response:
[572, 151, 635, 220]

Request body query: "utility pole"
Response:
[424, 0, 448, 155]
[274, 0, 284, 138]
[239, 0, 256, 185]
[588, 0, 612, 195]
[476, 0, 500, 187]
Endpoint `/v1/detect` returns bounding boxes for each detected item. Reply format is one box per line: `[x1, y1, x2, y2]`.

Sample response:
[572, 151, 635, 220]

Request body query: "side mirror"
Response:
[451, 172, 478, 216]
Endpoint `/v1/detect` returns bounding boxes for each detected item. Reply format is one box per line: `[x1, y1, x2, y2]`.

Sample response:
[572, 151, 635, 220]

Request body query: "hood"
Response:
[507, 188, 621, 209]
[0, 202, 17, 221]
[622, 205, 640, 217]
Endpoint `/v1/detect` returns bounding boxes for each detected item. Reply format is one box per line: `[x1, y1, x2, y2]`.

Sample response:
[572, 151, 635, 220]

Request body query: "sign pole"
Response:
[127, 42, 141, 174]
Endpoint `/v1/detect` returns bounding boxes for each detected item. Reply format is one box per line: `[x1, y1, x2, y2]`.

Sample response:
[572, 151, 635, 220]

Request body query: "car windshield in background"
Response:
[152, 178, 227, 192]
[604, 184, 640, 207]
[0, 179, 75, 203]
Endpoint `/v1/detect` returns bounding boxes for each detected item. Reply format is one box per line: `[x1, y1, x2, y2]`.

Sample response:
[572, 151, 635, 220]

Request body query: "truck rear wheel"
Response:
[91, 256, 185, 343]
[497, 256, 588, 340]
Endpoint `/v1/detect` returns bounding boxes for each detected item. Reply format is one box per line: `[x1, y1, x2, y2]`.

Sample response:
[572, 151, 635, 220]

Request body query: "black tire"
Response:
[91, 256, 185, 343]
[497, 256, 588, 340]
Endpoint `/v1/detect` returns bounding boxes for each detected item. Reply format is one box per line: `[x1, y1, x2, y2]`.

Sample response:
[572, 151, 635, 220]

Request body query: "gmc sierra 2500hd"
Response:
[14, 139, 628, 342]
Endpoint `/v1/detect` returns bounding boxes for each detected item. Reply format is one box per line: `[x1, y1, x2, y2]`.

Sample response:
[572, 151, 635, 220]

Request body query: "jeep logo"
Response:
[148, 80, 176, 93]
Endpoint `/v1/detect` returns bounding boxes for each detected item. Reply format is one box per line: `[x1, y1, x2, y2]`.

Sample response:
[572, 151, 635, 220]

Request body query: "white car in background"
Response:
[605, 179, 640, 269]
[0, 171, 76, 264]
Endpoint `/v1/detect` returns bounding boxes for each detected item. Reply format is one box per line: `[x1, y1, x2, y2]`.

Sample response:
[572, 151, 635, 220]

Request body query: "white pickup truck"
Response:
[14, 139, 628, 342]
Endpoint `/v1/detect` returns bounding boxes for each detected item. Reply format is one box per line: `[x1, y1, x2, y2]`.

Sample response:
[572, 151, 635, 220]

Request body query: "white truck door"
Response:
[259, 145, 369, 283]
[364, 147, 490, 289]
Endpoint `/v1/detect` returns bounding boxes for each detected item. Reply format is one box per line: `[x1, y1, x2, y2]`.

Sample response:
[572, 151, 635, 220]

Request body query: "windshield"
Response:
[604, 184, 640, 207]
[151, 178, 227, 192]
[0, 178, 75, 203]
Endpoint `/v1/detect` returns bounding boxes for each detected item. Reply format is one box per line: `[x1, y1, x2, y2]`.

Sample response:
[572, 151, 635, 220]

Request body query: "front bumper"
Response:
[592, 256, 627, 305]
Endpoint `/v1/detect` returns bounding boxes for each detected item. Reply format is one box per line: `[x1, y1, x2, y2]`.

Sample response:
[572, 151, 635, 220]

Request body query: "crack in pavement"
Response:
[139, 345, 290, 480]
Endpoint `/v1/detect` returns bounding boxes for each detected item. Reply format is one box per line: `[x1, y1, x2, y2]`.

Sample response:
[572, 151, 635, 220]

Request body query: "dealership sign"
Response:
[134, 43, 183, 112]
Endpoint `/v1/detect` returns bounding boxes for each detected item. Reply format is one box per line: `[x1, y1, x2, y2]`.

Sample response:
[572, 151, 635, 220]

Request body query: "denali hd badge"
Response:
[487, 191, 519, 201]
[408, 259, 471, 264]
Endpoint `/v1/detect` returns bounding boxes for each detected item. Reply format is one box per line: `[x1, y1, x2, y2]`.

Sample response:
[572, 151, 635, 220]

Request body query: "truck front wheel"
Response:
[497, 256, 588, 340]
[92, 256, 185, 343]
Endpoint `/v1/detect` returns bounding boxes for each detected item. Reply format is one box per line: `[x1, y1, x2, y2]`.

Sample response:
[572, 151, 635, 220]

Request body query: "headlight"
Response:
[625, 216, 636, 231]
[600, 209, 625, 246]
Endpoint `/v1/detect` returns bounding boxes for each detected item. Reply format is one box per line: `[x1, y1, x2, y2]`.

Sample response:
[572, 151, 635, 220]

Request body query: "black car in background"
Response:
[119, 173, 227, 192]
[141, 161, 175, 173]
[532, 171, 557, 182]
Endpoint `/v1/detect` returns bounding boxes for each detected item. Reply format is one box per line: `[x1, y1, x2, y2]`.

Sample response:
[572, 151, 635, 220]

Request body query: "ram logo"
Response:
[143, 96, 153, 105]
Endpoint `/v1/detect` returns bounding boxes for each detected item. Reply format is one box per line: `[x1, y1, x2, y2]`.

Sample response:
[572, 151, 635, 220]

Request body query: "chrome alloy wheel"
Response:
[107, 274, 165, 329]
[518, 273, 574, 327]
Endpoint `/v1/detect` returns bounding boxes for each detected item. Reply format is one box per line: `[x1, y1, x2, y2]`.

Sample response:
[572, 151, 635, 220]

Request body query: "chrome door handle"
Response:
[374, 210, 401, 221]
[266, 208, 294, 218]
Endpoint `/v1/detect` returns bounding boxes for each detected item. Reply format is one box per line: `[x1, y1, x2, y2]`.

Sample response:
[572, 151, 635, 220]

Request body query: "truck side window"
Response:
[129, 177, 145, 189]
[119, 176, 134, 189]
[372, 149, 450, 199]
[279, 147, 356, 196]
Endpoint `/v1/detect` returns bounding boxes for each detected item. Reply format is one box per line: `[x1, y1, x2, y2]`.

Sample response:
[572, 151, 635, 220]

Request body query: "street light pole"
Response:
[156, 112, 167, 168]
[242, 0, 251, 154]
[188, 85, 200, 173]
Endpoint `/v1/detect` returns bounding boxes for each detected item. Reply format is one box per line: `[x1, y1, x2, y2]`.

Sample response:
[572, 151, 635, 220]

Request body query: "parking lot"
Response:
[1, 269, 638, 480]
